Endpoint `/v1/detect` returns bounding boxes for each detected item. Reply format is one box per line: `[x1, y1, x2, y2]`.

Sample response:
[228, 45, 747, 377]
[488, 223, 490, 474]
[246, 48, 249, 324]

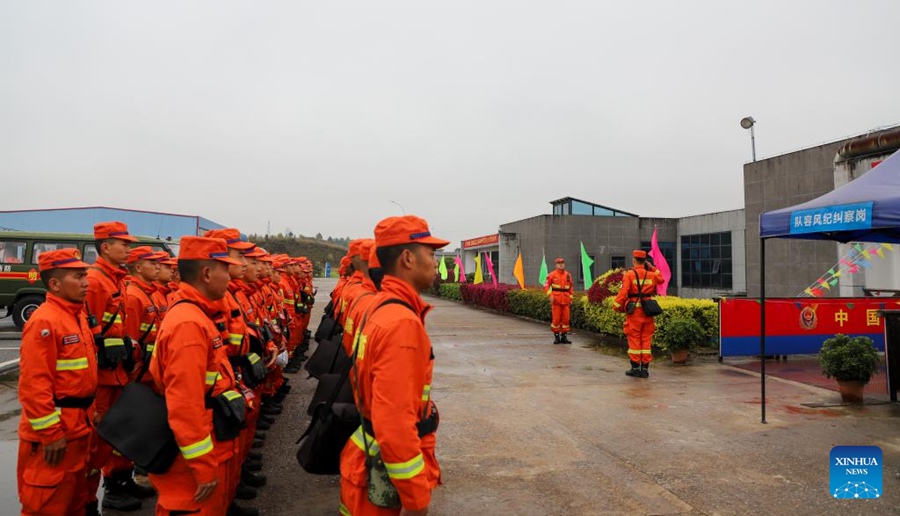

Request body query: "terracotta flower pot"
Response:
[836, 379, 865, 404]
[670, 348, 689, 365]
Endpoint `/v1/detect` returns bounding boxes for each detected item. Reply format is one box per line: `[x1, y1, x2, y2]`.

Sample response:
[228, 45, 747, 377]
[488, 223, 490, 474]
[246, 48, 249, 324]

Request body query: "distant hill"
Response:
[247, 234, 348, 276]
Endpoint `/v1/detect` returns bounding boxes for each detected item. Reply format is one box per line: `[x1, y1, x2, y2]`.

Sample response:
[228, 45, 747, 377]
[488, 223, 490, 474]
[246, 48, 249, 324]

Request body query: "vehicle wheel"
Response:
[12, 295, 44, 330]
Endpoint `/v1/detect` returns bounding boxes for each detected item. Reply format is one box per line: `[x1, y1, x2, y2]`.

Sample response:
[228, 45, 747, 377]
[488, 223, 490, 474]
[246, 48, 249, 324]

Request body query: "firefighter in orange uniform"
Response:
[340, 239, 378, 356]
[84, 222, 152, 514]
[17, 249, 97, 516]
[613, 250, 665, 378]
[339, 215, 447, 516]
[124, 246, 161, 384]
[153, 254, 178, 322]
[544, 257, 574, 344]
[148, 236, 245, 515]
[331, 255, 353, 321]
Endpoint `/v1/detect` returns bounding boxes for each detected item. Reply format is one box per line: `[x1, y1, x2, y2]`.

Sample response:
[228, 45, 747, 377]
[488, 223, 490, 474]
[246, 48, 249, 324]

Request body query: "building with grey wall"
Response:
[745, 126, 900, 297]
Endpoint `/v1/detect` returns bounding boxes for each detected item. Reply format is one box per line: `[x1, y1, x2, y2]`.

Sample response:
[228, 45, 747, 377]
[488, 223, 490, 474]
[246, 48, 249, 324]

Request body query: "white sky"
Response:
[3, 1, 900, 248]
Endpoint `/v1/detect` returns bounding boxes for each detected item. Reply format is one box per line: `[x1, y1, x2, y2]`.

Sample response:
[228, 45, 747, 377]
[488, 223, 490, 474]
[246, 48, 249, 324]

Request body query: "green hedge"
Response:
[431, 283, 718, 351]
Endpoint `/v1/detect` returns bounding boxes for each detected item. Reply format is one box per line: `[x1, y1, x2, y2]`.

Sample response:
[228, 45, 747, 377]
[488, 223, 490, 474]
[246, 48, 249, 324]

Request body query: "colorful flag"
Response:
[580, 241, 594, 290]
[513, 253, 525, 288]
[438, 256, 448, 280]
[474, 254, 484, 284]
[648, 227, 671, 296]
[485, 253, 498, 287]
[538, 249, 549, 285]
[454, 262, 460, 282]
[454, 254, 466, 283]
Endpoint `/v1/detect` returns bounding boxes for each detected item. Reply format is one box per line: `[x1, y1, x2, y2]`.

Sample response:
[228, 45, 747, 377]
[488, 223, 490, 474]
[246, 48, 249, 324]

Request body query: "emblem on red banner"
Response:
[800, 305, 818, 330]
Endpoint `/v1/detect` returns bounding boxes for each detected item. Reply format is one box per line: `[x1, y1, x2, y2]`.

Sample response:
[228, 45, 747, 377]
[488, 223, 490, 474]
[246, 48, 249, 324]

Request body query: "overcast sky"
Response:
[3, 1, 900, 248]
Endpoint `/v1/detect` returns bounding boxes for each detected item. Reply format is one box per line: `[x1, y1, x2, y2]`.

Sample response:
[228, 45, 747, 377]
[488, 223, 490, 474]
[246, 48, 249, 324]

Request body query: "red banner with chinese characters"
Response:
[462, 234, 499, 249]
[719, 298, 893, 356]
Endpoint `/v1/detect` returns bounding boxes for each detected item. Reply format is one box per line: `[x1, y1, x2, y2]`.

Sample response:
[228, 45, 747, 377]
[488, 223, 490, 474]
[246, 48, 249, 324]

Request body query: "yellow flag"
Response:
[513, 253, 525, 288]
[474, 255, 484, 284]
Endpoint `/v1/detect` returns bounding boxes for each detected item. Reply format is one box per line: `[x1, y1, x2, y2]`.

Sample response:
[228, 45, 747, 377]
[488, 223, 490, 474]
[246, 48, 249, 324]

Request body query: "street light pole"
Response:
[740, 116, 757, 162]
[389, 200, 406, 215]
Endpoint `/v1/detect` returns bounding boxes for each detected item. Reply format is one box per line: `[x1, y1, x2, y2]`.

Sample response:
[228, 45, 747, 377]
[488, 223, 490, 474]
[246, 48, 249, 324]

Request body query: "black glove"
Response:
[95, 335, 130, 370]
[122, 336, 136, 372]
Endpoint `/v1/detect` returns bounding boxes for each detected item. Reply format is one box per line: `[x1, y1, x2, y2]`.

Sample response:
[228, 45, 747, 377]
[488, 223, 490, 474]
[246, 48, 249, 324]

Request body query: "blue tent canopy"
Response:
[759, 149, 900, 243]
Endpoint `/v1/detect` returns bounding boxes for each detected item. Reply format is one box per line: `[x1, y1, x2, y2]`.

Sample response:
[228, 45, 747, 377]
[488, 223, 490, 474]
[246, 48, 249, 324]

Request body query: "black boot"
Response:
[234, 482, 258, 500]
[625, 360, 641, 377]
[640, 363, 649, 378]
[553, 333, 561, 344]
[560, 333, 572, 344]
[244, 458, 263, 472]
[228, 501, 261, 516]
[116, 469, 156, 499]
[241, 467, 267, 488]
[256, 419, 271, 431]
[84, 501, 101, 516]
[101, 475, 142, 511]
[247, 450, 263, 461]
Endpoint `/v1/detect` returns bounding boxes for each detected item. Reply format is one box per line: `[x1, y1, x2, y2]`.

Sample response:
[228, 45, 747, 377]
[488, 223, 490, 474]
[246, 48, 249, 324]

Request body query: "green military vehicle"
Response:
[0, 231, 177, 330]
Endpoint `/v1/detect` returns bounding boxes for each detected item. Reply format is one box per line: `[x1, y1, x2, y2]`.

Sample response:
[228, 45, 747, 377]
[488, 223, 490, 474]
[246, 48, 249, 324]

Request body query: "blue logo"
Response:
[830, 446, 882, 499]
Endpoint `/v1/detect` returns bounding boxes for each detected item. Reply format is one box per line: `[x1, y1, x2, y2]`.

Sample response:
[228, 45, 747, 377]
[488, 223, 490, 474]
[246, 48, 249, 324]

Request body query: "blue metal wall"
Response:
[0, 207, 224, 239]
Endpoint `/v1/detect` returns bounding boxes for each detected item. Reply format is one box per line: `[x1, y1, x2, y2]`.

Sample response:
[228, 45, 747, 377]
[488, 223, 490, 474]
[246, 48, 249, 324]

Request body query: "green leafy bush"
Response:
[508, 288, 551, 321]
[654, 317, 705, 351]
[818, 334, 881, 385]
[438, 283, 462, 301]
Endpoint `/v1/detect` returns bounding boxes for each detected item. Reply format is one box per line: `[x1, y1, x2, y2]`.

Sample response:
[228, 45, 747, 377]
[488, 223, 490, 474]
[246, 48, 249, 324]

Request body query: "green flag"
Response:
[454, 263, 460, 282]
[438, 256, 448, 280]
[538, 249, 549, 285]
[580, 241, 594, 290]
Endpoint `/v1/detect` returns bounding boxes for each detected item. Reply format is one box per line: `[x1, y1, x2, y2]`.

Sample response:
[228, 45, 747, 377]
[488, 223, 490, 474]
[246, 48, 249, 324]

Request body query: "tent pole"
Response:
[760, 237, 767, 424]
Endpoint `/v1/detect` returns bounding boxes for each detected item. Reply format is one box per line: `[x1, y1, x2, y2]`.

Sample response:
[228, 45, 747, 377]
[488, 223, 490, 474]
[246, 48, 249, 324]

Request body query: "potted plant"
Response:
[818, 334, 881, 404]
[656, 317, 704, 365]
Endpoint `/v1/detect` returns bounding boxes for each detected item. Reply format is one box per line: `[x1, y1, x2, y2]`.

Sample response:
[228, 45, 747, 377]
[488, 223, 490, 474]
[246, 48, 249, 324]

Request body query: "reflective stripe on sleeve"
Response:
[339, 503, 352, 516]
[56, 357, 89, 371]
[29, 410, 61, 430]
[206, 371, 218, 385]
[101, 312, 122, 323]
[139, 323, 157, 332]
[349, 426, 380, 456]
[384, 453, 425, 480]
[228, 334, 243, 346]
[422, 384, 431, 401]
[180, 435, 213, 459]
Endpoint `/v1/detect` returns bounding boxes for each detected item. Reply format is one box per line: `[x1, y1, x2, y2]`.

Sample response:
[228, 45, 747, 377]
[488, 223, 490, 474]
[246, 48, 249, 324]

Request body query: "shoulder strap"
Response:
[132, 284, 159, 346]
[89, 265, 123, 337]
[160, 299, 220, 397]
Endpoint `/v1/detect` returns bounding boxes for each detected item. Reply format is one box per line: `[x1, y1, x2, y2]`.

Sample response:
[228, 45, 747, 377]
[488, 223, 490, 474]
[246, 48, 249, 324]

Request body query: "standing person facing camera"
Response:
[545, 257, 574, 344]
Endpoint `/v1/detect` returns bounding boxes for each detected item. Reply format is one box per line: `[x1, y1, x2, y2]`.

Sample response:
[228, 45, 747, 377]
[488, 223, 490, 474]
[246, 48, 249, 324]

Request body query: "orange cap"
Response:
[159, 256, 178, 266]
[244, 247, 265, 258]
[94, 221, 138, 242]
[348, 239, 364, 258]
[38, 248, 89, 272]
[368, 245, 381, 268]
[555, 257, 565, 264]
[374, 215, 449, 249]
[257, 250, 274, 263]
[203, 228, 255, 250]
[359, 239, 375, 262]
[178, 236, 242, 265]
[127, 246, 158, 264]
[633, 250, 647, 259]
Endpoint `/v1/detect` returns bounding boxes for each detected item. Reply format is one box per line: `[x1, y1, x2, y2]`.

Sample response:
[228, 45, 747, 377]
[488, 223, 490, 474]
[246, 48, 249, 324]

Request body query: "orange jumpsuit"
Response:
[17, 293, 98, 516]
[148, 283, 242, 515]
[544, 269, 574, 334]
[277, 275, 298, 353]
[84, 257, 134, 495]
[152, 282, 172, 322]
[124, 277, 159, 382]
[340, 276, 378, 356]
[613, 265, 665, 365]
[338, 271, 365, 328]
[339, 277, 440, 515]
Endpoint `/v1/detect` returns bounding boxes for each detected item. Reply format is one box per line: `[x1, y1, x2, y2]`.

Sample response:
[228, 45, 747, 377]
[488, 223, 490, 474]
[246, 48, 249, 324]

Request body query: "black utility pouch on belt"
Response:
[206, 389, 246, 441]
[228, 353, 267, 388]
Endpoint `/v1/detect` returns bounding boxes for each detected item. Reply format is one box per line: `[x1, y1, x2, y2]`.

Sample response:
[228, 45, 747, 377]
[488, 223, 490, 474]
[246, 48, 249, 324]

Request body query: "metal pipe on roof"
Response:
[838, 127, 900, 159]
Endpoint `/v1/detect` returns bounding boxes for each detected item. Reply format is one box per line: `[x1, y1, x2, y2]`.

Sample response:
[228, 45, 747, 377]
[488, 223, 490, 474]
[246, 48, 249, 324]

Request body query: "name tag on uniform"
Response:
[146, 306, 157, 314]
[62, 334, 80, 345]
[212, 336, 223, 349]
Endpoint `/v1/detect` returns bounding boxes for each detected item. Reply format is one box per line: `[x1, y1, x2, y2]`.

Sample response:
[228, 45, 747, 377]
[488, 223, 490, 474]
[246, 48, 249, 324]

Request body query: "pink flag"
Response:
[649, 227, 672, 296]
[484, 253, 498, 287]
[454, 255, 466, 283]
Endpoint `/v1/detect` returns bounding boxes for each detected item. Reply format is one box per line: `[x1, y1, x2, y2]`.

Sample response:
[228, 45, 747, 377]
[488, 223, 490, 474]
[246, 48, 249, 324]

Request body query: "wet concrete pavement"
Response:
[2, 280, 900, 514]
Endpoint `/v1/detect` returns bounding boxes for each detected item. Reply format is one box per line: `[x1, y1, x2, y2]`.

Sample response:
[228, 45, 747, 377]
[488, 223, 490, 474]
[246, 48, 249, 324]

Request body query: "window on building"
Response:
[572, 200, 593, 215]
[82, 244, 99, 265]
[680, 232, 732, 289]
[611, 255, 626, 270]
[640, 241, 677, 283]
[0, 241, 26, 264]
[32, 242, 78, 264]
